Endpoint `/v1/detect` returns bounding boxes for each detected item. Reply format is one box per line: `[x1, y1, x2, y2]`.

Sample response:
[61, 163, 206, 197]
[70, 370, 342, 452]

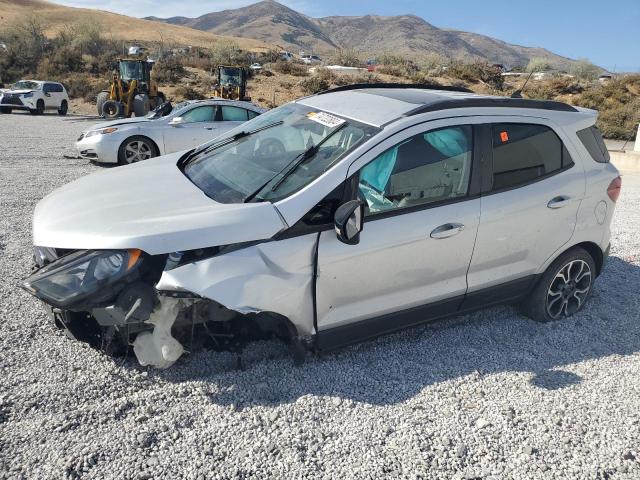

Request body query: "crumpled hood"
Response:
[33, 153, 287, 255]
[88, 117, 152, 131]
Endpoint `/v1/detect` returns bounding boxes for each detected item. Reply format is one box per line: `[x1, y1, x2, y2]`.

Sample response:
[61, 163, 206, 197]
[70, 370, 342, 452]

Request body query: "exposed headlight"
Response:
[21, 92, 33, 98]
[85, 127, 118, 138]
[22, 249, 143, 308]
[34, 246, 58, 267]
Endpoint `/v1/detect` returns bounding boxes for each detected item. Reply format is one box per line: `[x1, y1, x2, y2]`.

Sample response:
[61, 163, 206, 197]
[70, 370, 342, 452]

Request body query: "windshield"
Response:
[120, 61, 145, 81]
[183, 103, 379, 203]
[220, 67, 241, 86]
[13, 81, 40, 90]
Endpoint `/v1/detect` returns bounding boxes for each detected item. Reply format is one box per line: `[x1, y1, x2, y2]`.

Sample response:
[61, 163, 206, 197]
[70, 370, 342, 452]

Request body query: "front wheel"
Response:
[58, 100, 68, 116]
[521, 247, 596, 322]
[117, 136, 158, 165]
[30, 99, 45, 115]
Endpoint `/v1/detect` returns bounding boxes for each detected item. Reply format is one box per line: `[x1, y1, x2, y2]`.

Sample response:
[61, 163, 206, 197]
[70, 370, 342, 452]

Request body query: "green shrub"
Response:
[329, 48, 362, 68]
[299, 75, 330, 95]
[446, 61, 504, 90]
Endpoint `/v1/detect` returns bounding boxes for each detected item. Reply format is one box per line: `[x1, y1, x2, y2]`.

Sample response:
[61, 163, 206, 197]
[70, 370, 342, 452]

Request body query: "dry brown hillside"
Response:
[0, 0, 271, 51]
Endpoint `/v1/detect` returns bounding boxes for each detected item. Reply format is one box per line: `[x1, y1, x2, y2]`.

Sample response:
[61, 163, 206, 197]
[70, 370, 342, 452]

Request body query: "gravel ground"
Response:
[1, 112, 640, 480]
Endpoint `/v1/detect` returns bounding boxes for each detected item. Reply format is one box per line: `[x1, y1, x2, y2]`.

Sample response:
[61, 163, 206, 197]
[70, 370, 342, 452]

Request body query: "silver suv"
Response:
[23, 85, 621, 368]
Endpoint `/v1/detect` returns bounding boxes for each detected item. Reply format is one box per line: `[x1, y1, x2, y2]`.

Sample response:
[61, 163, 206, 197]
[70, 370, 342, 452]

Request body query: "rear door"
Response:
[465, 119, 584, 302]
[43, 83, 57, 108]
[216, 105, 254, 136]
[163, 105, 218, 152]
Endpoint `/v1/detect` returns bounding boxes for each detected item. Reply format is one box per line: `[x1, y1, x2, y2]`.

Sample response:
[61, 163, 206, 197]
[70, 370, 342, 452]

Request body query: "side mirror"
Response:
[334, 200, 364, 245]
[169, 116, 184, 127]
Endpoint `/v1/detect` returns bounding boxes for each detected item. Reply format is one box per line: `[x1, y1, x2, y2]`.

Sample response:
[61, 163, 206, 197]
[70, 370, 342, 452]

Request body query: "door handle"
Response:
[547, 196, 571, 209]
[430, 223, 465, 239]
[205, 127, 215, 130]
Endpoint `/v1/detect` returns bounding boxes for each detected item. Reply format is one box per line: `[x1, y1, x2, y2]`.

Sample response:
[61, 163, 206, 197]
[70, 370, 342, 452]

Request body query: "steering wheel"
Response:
[255, 138, 286, 158]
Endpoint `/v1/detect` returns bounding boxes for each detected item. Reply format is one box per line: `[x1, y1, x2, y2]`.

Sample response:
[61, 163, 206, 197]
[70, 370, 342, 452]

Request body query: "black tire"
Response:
[102, 100, 124, 119]
[96, 91, 109, 116]
[521, 247, 597, 323]
[0, 107, 11, 114]
[58, 100, 68, 116]
[133, 94, 150, 117]
[117, 136, 158, 165]
[30, 99, 45, 115]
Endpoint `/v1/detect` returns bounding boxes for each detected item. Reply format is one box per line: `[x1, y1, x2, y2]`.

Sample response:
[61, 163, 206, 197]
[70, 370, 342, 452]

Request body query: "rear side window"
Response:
[491, 123, 573, 191]
[221, 106, 249, 121]
[577, 126, 610, 163]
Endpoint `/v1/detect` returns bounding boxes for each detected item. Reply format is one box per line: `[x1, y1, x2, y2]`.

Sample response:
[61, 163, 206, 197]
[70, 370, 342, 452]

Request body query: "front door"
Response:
[316, 123, 481, 346]
[163, 105, 218, 153]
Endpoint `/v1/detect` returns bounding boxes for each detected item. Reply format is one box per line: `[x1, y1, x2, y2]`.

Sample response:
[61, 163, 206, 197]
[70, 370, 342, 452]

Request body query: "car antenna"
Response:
[511, 71, 534, 98]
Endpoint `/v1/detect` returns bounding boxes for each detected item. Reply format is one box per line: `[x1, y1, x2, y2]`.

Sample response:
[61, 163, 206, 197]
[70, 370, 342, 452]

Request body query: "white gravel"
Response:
[1, 112, 640, 480]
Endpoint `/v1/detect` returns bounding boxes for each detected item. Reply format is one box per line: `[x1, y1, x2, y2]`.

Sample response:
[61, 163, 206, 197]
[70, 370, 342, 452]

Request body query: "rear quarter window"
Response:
[576, 126, 610, 163]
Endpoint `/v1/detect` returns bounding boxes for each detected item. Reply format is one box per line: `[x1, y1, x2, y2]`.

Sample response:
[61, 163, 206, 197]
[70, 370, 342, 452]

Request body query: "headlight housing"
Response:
[22, 249, 143, 308]
[85, 127, 118, 138]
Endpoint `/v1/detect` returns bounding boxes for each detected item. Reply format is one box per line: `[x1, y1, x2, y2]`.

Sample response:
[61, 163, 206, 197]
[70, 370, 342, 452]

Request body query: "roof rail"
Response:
[317, 83, 474, 95]
[406, 97, 578, 115]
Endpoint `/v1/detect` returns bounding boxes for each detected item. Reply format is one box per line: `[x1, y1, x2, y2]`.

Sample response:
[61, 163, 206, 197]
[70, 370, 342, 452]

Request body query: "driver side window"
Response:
[182, 106, 217, 123]
[359, 125, 473, 216]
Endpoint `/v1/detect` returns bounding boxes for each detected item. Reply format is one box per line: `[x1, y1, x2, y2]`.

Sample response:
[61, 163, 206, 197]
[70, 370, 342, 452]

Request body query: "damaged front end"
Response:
[22, 246, 307, 368]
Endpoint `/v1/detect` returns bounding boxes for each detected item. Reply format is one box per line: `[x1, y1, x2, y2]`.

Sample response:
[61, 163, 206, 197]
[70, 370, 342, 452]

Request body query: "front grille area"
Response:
[1, 94, 24, 106]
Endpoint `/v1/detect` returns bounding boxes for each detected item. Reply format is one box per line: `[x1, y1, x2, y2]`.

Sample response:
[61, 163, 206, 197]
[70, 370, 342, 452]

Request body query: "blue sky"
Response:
[53, 0, 640, 72]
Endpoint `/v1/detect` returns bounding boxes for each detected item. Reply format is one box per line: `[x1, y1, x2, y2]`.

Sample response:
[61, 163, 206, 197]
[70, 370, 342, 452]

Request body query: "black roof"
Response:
[318, 83, 578, 113]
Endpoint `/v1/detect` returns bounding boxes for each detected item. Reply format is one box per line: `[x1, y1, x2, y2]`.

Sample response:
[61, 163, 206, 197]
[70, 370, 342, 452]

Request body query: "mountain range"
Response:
[146, 0, 577, 70]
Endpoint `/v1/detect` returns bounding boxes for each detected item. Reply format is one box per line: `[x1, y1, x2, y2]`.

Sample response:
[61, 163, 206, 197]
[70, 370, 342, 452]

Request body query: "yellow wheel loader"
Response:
[213, 66, 250, 101]
[97, 57, 165, 119]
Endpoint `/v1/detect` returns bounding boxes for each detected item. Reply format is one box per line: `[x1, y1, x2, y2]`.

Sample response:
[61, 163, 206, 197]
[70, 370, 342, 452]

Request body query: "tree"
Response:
[526, 58, 551, 73]
[570, 59, 601, 80]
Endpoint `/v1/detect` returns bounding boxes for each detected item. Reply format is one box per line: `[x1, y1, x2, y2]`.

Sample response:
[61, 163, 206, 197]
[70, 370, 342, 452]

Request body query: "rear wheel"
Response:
[521, 247, 596, 322]
[118, 136, 158, 165]
[96, 91, 109, 116]
[0, 107, 11, 114]
[102, 100, 124, 119]
[30, 99, 45, 115]
[58, 100, 68, 116]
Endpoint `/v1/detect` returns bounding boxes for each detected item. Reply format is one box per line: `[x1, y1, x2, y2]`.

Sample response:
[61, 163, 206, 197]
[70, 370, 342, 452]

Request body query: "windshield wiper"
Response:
[269, 122, 347, 193]
[183, 120, 284, 167]
[244, 122, 347, 203]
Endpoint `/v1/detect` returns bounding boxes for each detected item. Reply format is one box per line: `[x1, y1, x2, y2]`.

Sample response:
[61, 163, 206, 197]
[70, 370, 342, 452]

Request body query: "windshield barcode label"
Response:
[307, 111, 346, 128]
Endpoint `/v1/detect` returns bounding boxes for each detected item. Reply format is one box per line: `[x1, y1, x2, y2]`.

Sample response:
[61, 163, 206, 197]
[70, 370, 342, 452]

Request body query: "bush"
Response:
[299, 75, 330, 95]
[329, 48, 362, 68]
[209, 41, 250, 67]
[174, 85, 203, 100]
[153, 57, 187, 84]
[446, 61, 504, 90]
[272, 60, 308, 76]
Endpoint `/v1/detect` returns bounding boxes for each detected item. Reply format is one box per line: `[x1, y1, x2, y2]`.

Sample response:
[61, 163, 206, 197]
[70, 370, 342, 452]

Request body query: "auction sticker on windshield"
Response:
[307, 111, 346, 128]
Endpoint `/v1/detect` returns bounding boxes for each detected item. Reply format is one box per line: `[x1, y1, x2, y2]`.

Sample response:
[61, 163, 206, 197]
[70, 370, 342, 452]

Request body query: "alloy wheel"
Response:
[546, 259, 592, 319]
[124, 140, 152, 163]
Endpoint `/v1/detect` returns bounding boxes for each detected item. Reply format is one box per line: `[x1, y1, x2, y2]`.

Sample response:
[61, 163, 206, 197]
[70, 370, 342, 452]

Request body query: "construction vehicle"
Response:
[97, 46, 165, 119]
[212, 65, 250, 101]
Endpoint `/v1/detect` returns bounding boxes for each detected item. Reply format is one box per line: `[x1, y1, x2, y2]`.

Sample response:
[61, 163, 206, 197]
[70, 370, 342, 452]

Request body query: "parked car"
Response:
[300, 54, 322, 65]
[75, 99, 266, 165]
[22, 85, 620, 368]
[0, 80, 69, 115]
[249, 63, 263, 71]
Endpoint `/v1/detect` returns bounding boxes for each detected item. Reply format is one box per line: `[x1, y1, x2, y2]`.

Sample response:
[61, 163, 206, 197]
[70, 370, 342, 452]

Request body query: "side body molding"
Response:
[155, 235, 318, 336]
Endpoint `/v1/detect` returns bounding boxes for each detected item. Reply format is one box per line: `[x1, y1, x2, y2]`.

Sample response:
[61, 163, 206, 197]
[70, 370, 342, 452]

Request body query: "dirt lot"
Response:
[1, 112, 640, 480]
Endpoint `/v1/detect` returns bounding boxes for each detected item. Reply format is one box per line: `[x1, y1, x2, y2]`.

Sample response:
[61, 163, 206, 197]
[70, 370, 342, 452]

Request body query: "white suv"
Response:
[22, 85, 621, 368]
[0, 80, 69, 115]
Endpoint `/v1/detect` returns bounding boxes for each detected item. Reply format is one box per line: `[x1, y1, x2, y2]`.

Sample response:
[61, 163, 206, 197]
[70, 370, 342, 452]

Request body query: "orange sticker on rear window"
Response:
[500, 131, 509, 143]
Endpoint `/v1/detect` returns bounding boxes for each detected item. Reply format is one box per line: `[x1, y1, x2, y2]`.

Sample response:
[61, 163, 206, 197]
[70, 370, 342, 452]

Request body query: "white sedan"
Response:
[75, 99, 266, 165]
